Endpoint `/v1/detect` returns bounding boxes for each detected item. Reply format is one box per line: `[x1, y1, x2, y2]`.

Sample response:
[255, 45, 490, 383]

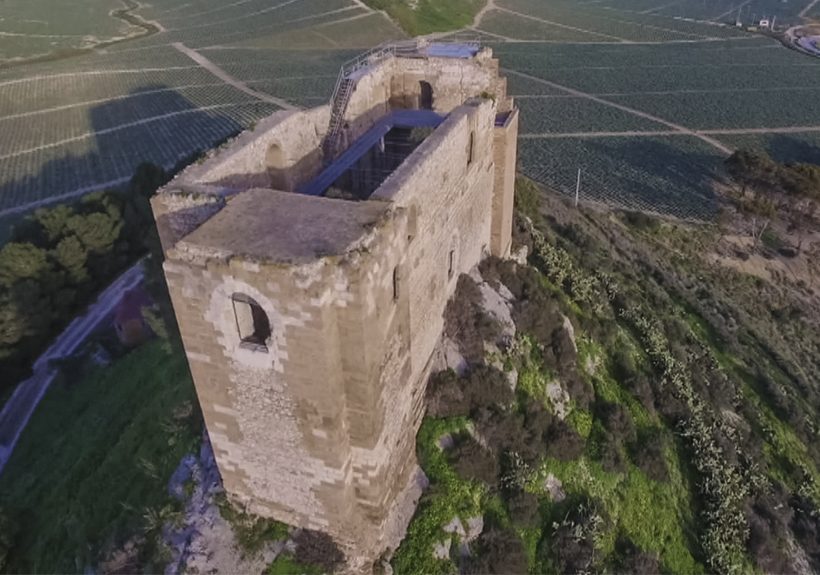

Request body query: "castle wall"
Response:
[161, 255, 354, 532]
[374, 100, 497, 387]
[152, 45, 517, 567]
[174, 106, 330, 192]
[491, 108, 519, 257]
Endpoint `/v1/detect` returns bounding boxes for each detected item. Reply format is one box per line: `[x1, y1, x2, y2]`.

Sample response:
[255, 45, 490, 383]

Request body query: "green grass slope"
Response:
[393, 177, 820, 574]
[362, 0, 485, 35]
[0, 340, 200, 573]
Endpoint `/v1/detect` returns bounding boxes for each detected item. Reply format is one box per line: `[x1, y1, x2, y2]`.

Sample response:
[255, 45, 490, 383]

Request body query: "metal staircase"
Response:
[323, 40, 422, 162]
[322, 37, 482, 163]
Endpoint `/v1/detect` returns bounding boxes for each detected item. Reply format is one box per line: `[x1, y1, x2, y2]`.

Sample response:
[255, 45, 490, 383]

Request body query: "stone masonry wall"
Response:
[153, 47, 517, 567]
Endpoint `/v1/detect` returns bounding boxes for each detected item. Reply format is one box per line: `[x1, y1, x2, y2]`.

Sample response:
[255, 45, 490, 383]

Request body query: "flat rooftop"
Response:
[178, 189, 389, 264]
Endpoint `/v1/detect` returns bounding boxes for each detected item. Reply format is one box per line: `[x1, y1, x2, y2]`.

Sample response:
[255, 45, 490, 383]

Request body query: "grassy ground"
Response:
[362, 0, 485, 35]
[0, 339, 200, 573]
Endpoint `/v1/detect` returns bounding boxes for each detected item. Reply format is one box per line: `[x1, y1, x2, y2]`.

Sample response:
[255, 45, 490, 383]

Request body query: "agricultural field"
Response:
[517, 135, 725, 219]
[588, 0, 809, 26]
[489, 30, 820, 218]
[0, 0, 148, 62]
[3, 0, 820, 224]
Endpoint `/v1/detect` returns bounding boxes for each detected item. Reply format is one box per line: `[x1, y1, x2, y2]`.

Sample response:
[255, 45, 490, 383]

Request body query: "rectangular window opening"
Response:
[232, 294, 271, 350]
[392, 266, 400, 301]
[467, 131, 475, 166]
[448, 249, 456, 279]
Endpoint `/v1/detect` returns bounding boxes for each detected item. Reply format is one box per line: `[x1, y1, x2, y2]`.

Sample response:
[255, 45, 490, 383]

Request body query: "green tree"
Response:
[724, 150, 780, 246]
[53, 235, 89, 283]
[66, 212, 123, 254]
[34, 204, 75, 244]
[0, 243, 49, 286]
[0, 292, 27, 351]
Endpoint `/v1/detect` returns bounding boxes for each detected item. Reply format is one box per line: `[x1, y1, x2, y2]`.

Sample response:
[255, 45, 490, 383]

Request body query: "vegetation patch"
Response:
[362, 0, 486, 35]
[0, 339, 200, 573]
[216, 495, 290, 555]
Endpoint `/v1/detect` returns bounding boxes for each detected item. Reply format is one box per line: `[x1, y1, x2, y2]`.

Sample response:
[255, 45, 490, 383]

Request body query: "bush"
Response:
[628, 431, 669, 483]
[293, 530, 345, 573]
[426, 366, 514, 419]
[622, 211, 661, 232]
[543, 499, 607, 574]
[462, 527, 529, 575]
[545, 421, 585, 461]
[426, 369, 467, 418]
[449, 435, 500, 488]
[216, 495, 289, 555]
[612, 537, 661, 574]
[506, 491, 540, 528]
[444, 275, 502, 363]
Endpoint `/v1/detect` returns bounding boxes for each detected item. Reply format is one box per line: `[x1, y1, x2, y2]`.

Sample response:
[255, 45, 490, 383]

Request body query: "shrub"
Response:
[544, 499, 607, 574]
[449, 435, 500, 488]
[628, 431, 669, 483]
[426, 369, 467, 418]
[545, 421, 585, 461]
[444, 275, 502, 363]
[612, 537, 661, 574]
[426, 366, 514, 419]
[462, 527, 529, 575]
[506, 491, 540, 528]
[293, 530, 345, 573]
[216, 495, 289, 554]
[622, 211, 661, 232]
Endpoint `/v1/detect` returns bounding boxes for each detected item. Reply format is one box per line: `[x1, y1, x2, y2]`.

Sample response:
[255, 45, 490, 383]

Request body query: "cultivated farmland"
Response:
[2, 0, 820, 223]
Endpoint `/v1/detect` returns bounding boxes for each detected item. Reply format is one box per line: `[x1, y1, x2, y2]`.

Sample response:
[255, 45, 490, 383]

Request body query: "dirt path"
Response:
[172, 42, 297, 109]
[800, 0, 820, 18]
[472, 0, 496, 28]
[504, 69, 733, 154]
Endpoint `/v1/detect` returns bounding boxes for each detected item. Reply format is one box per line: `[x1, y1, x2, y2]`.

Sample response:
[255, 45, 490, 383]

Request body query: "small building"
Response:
[151, 39, 518, 565]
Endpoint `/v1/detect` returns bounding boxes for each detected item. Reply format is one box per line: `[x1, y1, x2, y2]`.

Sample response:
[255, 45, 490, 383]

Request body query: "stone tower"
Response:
[151, 40, 518, 563]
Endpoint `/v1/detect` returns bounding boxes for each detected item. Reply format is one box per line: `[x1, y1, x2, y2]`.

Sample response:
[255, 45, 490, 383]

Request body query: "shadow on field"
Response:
[0, 85, 245, 382]
[0, 85, 245, 215]
[586, 138, 724, 220]
[760, 135, 820, 165]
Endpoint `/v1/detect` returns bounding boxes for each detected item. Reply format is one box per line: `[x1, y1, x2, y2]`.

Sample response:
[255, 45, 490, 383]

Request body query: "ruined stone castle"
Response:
[151, 40, 518, 563]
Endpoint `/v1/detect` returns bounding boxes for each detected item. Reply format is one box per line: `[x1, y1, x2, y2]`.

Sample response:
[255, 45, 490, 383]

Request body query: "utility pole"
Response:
[574, 168, 581, 208]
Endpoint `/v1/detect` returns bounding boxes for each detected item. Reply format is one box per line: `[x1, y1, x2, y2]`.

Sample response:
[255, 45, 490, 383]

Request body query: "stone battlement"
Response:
[151, 41, 518, 567]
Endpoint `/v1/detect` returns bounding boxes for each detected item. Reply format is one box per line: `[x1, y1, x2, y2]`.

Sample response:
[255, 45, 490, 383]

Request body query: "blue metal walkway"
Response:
[299, 109, 445, 197]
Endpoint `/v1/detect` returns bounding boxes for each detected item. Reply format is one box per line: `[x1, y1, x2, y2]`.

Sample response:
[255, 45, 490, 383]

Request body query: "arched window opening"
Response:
[231, 293, 271, 350]
[419, 81, 433, 110]
[266, 144, 284, 170]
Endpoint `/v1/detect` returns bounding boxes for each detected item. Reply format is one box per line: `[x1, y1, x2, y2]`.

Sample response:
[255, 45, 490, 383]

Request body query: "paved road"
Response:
[0, 262, 144, 474]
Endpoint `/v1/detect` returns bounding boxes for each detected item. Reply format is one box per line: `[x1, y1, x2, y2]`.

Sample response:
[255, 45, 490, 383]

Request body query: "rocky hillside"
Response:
[391, 177, 820, 574]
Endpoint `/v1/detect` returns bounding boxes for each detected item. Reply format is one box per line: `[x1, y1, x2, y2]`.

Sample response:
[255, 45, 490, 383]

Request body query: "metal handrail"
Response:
[324, 38, 482, 161]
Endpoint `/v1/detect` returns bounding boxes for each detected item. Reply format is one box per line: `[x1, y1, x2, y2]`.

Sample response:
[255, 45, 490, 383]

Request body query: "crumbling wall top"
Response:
[174, 189, 391, 265]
